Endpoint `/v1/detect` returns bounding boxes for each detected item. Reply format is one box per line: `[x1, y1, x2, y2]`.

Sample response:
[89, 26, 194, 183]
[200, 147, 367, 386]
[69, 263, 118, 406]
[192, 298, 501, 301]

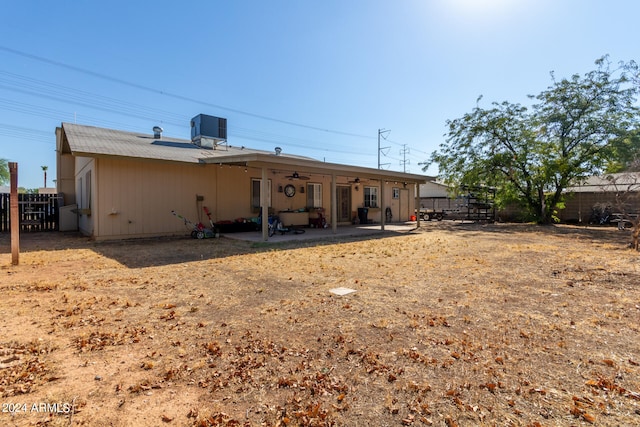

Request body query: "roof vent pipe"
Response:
[275, 147, 282, 156]
[153, 126, 163, 139]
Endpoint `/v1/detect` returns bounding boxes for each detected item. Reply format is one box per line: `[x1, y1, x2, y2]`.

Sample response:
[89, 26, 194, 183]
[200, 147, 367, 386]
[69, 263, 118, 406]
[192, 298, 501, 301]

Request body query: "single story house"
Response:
[56, 116, 431, 240]
[560, 172, 640, 223]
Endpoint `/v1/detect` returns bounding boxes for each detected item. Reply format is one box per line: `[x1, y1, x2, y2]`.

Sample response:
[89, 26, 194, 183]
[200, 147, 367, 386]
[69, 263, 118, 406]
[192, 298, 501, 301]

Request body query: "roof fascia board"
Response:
[203, 153, 431, 183]
[68, 150, 203, 166]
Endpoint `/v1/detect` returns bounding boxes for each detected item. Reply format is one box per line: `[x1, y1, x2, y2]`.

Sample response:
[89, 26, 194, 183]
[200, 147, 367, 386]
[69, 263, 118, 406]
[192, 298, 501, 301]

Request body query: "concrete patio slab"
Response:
[221, 222, 419, 243]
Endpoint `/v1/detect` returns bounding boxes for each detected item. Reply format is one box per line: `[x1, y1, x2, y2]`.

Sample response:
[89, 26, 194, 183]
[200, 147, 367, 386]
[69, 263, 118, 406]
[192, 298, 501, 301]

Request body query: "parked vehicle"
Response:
[416, 208, 445, 221]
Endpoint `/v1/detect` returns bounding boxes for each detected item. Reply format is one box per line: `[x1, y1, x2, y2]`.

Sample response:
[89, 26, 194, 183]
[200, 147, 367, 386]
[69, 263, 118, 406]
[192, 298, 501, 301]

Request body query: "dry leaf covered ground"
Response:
[0, 222, 639, 426]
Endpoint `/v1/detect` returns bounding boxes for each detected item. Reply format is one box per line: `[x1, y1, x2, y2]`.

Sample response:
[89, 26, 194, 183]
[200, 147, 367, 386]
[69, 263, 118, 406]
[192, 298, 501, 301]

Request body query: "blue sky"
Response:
[1, 0, 639, 189]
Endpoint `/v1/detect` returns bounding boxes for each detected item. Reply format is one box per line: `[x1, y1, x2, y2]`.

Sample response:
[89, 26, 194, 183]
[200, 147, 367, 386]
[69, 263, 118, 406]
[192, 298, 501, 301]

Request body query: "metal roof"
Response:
[566, 173, 640, 193]
[60, 122, 432, 183]
[60, 123, 311, 163]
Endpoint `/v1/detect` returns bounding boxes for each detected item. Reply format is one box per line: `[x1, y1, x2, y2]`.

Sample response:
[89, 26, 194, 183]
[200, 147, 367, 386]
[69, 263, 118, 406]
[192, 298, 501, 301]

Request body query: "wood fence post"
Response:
[10, 162, 19, 265]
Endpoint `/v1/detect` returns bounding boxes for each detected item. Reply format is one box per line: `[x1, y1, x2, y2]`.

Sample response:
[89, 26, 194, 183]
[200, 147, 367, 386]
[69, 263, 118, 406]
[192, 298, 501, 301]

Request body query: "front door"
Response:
[337, 186, 351, 222]
[399, 188, 409, 221]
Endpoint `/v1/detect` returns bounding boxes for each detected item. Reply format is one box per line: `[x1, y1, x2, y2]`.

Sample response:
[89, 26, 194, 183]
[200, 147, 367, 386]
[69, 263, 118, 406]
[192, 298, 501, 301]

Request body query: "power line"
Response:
[0, 70, 187, 125]
[0, 45, 432, 170]
[0, 93, 375, 158]
[0, 45, 374, 140]
[0, 123, 52, 144]
[0, 68, 384, 158]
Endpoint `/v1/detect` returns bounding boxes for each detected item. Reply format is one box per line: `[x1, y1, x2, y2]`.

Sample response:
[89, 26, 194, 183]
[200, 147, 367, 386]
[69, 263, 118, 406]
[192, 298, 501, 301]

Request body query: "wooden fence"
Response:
[0, 193, 61, 232]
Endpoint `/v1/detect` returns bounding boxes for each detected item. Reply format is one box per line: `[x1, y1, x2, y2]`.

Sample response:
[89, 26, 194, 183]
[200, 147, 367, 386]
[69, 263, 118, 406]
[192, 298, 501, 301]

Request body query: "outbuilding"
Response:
[561, 172, 640, 224]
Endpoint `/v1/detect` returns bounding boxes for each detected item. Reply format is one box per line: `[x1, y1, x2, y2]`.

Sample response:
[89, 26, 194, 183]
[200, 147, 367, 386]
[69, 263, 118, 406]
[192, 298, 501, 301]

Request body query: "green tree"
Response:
[606, 128, 640, 172]
[428, 57, 640, 223]
[0, 158, 8, 185]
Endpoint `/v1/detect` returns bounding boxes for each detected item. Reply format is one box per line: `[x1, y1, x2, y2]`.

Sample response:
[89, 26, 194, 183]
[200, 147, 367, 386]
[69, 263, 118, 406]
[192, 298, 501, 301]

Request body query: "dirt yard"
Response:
[0, 222, 639, 426]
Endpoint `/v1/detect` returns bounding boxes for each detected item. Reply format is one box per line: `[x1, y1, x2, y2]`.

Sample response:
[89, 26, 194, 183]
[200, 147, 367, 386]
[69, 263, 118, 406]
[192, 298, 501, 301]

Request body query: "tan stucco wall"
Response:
[56, 152, 76, 205]
[218, 167, 255, 219]
[94, 158, 227, 239]
[345, 181, 414, 223]
[55, 127, 76, 205]
[269, 174, 333, 222]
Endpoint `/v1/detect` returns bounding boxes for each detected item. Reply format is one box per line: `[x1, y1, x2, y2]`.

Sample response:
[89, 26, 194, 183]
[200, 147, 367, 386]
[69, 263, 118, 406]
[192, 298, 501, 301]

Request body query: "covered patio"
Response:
[201, 152, 429, 241]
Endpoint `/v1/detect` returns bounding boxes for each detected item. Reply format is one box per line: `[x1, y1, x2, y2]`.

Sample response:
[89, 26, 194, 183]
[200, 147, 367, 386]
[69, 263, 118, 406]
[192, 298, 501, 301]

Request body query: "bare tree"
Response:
[603, 164, 640, 250]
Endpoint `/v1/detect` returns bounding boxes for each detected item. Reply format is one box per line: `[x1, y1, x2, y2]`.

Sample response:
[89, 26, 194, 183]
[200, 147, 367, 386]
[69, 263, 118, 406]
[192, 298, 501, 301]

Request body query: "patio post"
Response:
[331, 173, 337, 233]
[261, 166, 269, 241]
[415, 182, 421, 227]
[380, 178, 385, 231]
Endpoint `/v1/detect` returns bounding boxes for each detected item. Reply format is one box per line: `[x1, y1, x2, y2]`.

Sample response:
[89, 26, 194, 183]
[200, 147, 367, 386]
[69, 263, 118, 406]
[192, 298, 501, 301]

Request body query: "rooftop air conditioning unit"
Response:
[190, 114, 227, 150]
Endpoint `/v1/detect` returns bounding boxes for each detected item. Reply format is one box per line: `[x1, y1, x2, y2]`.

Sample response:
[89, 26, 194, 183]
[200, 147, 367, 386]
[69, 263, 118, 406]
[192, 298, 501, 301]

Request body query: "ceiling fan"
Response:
[347, 177, 364, 184]
[285, 171, 310, 180]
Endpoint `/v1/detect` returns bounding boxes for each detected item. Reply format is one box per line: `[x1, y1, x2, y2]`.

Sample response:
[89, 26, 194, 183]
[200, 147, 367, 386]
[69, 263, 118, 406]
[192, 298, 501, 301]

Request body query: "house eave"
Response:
[201, 153, 432, 184]
[69, 150, 207, 166]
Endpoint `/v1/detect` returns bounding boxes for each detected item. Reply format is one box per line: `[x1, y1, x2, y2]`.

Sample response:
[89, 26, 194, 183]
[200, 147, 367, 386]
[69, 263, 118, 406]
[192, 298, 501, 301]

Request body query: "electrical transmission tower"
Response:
[378, 128, 391, 169]
[400, 144, 410, 172]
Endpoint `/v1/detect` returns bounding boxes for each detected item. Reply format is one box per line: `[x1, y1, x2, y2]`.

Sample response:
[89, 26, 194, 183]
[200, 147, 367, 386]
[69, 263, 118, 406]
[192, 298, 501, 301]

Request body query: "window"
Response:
[307, 183, 322, 208]
[392, 187, 400, 199]
[364, 186, 378, 208]
[85, 170, 92, 210]
[251, 178, 271, 212]
[77, 177, 83, 209]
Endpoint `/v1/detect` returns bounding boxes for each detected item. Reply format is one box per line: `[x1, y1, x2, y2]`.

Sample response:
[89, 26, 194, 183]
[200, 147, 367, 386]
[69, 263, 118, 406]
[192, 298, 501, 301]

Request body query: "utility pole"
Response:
[400, 144, 410, 172]
[378, 129, 391, 169]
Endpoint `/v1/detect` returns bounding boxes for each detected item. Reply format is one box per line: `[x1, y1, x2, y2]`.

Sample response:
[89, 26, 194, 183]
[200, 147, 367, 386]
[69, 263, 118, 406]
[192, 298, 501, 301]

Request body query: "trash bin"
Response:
[357, 207, 369, 225]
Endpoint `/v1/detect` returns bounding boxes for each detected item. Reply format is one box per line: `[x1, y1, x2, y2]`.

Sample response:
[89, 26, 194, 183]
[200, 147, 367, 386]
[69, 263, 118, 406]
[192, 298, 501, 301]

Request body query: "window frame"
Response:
[306, 183, 322, 208]
[85, 170, 92, 210]
[251, 178, 272, 212]
[364, 186, 379, 208]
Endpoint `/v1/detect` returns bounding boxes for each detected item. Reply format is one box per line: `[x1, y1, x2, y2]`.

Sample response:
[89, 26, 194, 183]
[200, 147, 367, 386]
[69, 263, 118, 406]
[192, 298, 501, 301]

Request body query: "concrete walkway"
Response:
[222, 222, 419, 243]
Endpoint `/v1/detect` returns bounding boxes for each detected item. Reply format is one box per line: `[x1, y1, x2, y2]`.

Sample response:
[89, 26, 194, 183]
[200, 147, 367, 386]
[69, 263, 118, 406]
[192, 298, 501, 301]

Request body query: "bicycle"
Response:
[588, 203, 612, 225]
[257, 210, 282, 237]
[257, 209, 306, 236]
[272, 219, 306, 235]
